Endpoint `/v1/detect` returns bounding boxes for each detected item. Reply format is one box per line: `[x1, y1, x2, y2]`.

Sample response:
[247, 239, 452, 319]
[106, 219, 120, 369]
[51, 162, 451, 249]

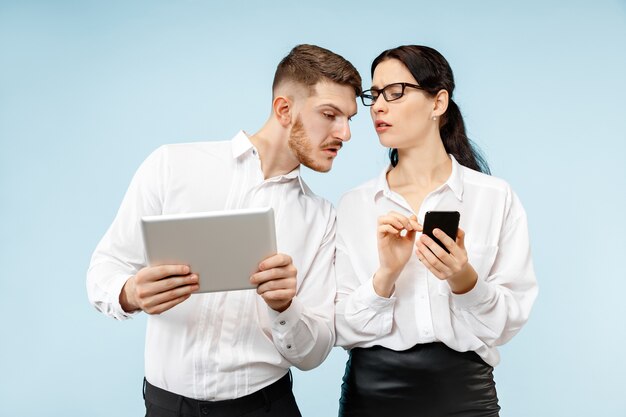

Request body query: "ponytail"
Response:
[439, 99, 490, 174]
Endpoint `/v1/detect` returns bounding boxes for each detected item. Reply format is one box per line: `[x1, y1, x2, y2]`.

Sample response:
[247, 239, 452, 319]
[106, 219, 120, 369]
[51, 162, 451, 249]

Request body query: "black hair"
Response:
[371, 45, 490, 174]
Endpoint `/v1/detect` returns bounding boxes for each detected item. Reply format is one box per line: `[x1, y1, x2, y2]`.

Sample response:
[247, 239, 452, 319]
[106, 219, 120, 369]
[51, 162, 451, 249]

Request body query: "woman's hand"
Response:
[415, 227, 478, 294]
[374, 211, 421, 297]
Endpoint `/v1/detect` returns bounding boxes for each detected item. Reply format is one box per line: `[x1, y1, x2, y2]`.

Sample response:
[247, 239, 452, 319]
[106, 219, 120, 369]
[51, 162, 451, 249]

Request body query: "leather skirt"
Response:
[339, 343, 500, 417]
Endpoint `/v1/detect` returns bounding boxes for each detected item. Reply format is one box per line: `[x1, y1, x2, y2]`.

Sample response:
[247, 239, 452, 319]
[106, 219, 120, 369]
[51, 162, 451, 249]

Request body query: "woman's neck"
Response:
[389, 137, 451, 186]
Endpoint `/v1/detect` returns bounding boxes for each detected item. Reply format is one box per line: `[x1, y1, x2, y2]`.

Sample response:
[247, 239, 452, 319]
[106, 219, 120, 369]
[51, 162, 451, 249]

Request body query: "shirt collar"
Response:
[231, 130, 254, 159]
[374, 154, 464, 201]
[230, 130, 307, 194]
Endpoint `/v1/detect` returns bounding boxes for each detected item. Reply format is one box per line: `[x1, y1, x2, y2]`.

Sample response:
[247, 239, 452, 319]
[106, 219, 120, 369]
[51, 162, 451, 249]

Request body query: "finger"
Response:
[136, 273, 198, 299]
[419, 233, 451, 261]
[251, 266, 296, 285]
[378, 224, 401, 236]
[456, 228, 466, 251]
[417, 254, 440, 278]
[432, 228, 457, 253]
[387, 211, 415, 231]
[142, 282, 199, 311]
[146, 293, 193, 315]
[415, 245, 449, 279]
[140, 264, 191, 282]
[256, 277, 296, 295]
[261, 288, 297, 302]
[259, 253, 292, 271]
[409, 215, 422, 232]
[378, 215, 407, 231]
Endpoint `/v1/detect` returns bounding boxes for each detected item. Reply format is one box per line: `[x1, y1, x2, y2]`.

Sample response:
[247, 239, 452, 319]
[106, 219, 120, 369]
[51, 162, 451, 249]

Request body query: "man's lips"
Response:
[321, 141, 343, 156]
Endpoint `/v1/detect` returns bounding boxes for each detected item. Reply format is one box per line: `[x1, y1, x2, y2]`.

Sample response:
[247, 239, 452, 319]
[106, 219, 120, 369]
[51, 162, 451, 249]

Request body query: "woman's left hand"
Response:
[415, 227, 478, 294]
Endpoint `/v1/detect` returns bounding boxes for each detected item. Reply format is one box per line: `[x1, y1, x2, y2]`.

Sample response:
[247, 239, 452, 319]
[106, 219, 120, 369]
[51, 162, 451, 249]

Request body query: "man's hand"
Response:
[120, 265, 199, 314]
[250, 253, 297, 313]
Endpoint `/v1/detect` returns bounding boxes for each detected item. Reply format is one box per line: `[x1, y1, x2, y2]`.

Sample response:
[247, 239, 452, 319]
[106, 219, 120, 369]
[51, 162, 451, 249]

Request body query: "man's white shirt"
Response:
[87, 131, 336, 400]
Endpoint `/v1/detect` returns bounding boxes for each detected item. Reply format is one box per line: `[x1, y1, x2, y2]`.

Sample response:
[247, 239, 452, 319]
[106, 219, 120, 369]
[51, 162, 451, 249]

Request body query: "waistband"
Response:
[144, 371, 292, 416]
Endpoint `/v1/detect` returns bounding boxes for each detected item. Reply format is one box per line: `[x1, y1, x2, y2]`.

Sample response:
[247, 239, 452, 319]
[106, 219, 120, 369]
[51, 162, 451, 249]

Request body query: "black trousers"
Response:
[144, 372, 301, 417]
[339, 343, 500, 417]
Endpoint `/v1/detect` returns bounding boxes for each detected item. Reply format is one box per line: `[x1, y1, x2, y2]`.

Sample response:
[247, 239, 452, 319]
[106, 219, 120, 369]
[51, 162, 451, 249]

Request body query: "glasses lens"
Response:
[361, 90, 377, 106]
[383, 83, 405, 101]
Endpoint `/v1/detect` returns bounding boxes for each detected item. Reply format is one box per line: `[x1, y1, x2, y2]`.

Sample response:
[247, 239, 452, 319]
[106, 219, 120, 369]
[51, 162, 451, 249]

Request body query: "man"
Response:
[86, 44, 361, 417]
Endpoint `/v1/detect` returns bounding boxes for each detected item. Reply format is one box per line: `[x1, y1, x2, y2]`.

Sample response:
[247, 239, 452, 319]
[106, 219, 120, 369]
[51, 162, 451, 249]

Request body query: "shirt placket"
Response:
[382, 189, 446, 343]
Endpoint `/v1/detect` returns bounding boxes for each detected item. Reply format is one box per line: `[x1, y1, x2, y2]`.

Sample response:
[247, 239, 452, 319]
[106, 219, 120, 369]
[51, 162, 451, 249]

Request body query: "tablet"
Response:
[140, 207, 277, 293]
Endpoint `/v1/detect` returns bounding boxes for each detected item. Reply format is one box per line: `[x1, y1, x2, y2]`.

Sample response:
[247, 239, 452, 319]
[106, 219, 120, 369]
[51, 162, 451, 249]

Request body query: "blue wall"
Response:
[1, 1, 625, 415]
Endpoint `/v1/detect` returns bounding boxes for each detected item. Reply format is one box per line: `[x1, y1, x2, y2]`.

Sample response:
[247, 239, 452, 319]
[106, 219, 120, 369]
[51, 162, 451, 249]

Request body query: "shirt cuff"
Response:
[110, 274, 141, 320]
[450, 278, 493, 310]
[269, 296, 304, 331]
[270, 297, 304, 358]
[355, 277, 396, 311]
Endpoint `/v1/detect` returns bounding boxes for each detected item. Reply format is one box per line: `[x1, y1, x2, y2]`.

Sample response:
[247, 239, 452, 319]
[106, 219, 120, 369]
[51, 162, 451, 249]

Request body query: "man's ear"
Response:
[432, 89, 449, 119]
[273, 96, 292, 127]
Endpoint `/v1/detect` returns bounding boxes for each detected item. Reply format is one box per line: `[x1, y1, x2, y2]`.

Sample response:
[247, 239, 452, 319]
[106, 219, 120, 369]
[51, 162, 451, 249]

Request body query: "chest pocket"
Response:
[436, 242, 498, 296]
[465, 243, 499, 281]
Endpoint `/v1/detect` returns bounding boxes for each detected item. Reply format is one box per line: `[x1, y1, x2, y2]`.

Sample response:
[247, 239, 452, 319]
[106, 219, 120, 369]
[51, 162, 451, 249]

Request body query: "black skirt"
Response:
[339, 343, 500, 417]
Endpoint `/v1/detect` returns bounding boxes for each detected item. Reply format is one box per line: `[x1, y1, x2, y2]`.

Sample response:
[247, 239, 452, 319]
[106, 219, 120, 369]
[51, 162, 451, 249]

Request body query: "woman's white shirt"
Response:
[334, 155, 538, 367]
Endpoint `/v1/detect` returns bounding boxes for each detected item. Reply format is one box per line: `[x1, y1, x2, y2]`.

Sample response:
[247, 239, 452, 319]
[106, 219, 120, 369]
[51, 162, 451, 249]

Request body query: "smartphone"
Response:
[422, 211, 460, 253]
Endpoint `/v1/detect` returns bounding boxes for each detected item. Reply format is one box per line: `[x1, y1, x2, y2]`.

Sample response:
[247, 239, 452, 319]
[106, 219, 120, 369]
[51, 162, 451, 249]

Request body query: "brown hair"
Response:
[272, 44, 362, 97]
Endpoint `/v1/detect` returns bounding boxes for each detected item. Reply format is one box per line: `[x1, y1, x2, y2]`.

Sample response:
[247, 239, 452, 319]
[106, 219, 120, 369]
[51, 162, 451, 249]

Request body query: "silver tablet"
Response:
[141, 207, 277, 293]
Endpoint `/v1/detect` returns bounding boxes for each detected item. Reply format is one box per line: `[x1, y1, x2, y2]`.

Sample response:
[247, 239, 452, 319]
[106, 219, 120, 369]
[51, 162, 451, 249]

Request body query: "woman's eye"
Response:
[323, 113, 336, 119]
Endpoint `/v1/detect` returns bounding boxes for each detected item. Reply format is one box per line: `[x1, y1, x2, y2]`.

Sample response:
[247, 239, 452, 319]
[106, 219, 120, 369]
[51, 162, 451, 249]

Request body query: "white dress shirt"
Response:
[334, 155, 537, 367]
[87, 131, 336, 400]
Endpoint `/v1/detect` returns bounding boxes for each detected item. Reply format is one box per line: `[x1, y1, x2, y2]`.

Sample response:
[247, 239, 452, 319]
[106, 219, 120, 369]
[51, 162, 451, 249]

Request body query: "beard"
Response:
[288, 115, 331, 173]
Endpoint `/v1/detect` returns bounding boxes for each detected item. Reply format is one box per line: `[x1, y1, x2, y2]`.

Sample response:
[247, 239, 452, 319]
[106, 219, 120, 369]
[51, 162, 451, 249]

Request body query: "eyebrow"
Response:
[317, 103, 357, 119]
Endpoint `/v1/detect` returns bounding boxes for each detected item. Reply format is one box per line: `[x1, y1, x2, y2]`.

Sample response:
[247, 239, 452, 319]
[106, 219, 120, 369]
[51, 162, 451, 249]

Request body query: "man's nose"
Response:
[335, 119, 351, 142]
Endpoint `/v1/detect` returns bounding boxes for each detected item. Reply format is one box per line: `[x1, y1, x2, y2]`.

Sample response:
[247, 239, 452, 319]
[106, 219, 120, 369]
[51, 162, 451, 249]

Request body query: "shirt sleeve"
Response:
[333, 197, 396, 349]
[269, 204, 337, 370]
[86, 147, 168, 320]
[449, 189, 538, 347]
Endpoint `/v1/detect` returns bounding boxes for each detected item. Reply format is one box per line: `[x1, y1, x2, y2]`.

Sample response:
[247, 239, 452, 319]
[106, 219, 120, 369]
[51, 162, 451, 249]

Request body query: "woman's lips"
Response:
[375, 120, 392, 133]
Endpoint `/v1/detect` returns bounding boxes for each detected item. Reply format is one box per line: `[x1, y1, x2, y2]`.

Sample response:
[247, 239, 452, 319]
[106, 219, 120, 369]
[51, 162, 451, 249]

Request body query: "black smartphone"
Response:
[422, 211, 460, 253]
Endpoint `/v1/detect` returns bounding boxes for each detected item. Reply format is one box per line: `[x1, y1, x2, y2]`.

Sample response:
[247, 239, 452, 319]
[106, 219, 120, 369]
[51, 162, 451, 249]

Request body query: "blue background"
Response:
[1, 1, 625, 416]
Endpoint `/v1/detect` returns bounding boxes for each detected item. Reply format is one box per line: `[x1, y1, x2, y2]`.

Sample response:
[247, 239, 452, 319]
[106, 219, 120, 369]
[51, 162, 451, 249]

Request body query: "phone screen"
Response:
[422, 211, 460, 253]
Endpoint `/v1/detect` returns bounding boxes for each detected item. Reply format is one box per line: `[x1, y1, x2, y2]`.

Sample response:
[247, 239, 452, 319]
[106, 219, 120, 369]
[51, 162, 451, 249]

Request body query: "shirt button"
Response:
[201, 406, 210, 415]
[286, 344, 292, 349]
[252, 149, 257, 155]
[279, 320, 286, 326]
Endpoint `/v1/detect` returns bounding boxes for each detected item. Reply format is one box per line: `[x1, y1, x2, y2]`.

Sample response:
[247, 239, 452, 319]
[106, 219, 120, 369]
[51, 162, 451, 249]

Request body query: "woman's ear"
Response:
[432, 89, 449, 119]
[273, 96, 292, 127]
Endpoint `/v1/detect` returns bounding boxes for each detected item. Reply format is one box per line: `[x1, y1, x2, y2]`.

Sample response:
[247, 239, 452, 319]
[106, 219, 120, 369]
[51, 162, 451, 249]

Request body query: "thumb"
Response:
[456, 227, 466, 250]
[409, 215, 422, 232]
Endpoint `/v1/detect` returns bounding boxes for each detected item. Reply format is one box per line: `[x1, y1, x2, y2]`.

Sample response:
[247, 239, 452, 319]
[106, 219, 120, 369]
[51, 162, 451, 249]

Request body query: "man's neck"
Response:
[249, 122, 299, 180]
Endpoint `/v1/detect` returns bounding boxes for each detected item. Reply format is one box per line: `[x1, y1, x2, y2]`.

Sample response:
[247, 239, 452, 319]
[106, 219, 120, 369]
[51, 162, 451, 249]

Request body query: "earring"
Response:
[432, 116, 437, 121]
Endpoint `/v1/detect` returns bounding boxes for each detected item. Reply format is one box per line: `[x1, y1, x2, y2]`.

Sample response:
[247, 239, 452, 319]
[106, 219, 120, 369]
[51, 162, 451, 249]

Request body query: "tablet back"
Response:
[141, 207, 276, 293]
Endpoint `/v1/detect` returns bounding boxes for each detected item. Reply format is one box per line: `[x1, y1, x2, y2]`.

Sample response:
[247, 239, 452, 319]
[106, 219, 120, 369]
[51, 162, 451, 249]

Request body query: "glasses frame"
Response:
[360, 82, 423, 106]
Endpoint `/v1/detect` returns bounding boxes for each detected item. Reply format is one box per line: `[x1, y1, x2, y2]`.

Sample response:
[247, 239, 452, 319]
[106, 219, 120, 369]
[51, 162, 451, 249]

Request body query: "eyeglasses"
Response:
[360, 82, 423, 106]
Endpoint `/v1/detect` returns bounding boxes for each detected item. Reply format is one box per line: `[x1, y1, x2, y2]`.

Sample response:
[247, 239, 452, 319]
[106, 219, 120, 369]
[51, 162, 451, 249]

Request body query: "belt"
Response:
[144, 371, 293, 416]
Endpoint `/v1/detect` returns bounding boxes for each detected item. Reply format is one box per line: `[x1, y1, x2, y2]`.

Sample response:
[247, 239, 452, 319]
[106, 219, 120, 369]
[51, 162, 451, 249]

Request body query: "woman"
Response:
[334, 45, 538, 416]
